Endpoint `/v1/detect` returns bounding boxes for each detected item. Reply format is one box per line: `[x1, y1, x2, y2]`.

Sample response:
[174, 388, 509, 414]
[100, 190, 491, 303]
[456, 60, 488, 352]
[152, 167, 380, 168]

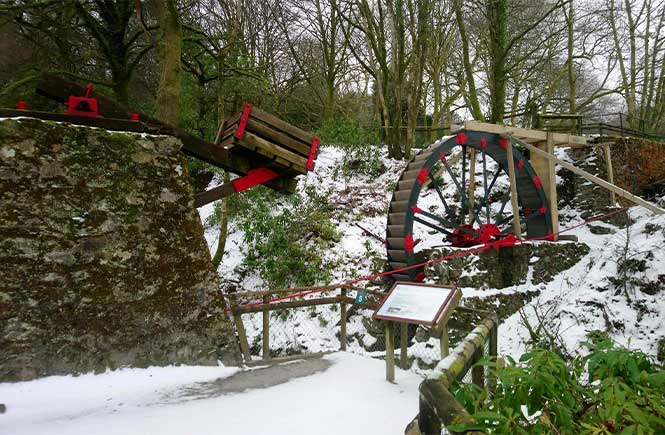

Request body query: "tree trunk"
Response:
[487, 0, 508, 124]
[151, 0, 182, 125]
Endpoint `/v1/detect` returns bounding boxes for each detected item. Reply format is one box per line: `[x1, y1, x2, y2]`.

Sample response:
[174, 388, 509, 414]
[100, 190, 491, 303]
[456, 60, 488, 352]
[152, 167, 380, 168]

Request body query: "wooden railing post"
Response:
[385, 322, 395, 382]
[340, 288, 347, 351]
[229, 294, 252, 362]
[505, 136, 523, 238]
[262, 295, 270, 360]
[440, 322, 449, 359]
[488, 324, 498, 393]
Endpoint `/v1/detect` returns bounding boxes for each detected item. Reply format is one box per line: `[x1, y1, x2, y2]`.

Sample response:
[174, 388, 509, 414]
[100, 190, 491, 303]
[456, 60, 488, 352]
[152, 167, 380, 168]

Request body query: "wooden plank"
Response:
[517, 138, 665, 214]
[239, 132, 308, 172]
[385, 322, 395, 382]
[603, 144, 617, 206]
[232, 313, 252, 362]
[246, 118, 311, 156]
[0, 108, 149, 132]
[262, 295, 270, 360]
[546, 133, 560, 240]
[194, 182, 237, 208]
[231, 284, 343, 299]
[505, 137, 523, 237]
[231, 296, 347, 315]
[464, 120, 587, 146]
[340, 288, 348, 351]
[249, 105, 314, 144]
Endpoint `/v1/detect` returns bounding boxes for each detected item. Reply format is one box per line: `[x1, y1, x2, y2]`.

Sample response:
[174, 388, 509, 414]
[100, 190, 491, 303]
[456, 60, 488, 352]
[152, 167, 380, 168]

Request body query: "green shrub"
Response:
[317, 117, 380, 148]
[231, 187, 340, 288]
[449, 338, 665, 434]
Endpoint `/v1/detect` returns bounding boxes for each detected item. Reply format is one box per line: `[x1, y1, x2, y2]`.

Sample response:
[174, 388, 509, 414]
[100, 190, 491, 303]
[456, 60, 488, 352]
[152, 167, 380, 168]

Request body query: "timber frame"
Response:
[454, 121, 665, 238]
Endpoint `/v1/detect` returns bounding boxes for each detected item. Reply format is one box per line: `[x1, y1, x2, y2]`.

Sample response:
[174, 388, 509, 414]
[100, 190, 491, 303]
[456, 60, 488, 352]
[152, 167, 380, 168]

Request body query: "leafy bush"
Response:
[317, 117, 380, 148]
[449, 338, 665, 434]
[231, 187, 340, 288]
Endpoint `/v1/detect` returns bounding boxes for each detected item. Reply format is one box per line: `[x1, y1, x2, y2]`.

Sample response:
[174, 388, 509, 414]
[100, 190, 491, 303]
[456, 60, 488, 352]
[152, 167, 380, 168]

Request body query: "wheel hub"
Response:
[448, 223, 501, 247]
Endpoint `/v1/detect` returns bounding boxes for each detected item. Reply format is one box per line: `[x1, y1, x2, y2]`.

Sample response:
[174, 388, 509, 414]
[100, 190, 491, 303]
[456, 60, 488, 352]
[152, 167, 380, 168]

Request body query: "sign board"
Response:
[355, 290, 367, 305]
[373, 282, 461, 328]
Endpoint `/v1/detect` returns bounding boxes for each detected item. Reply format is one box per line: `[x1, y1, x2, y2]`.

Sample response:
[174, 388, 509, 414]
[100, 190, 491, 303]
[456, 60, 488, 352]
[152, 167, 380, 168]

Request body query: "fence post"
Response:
[440, 323, 449, 358]
[229, 295, 252, 362]
[262, 295, 270, 360]
[340, 288, 347, 351]
[385, 322, 395, 382]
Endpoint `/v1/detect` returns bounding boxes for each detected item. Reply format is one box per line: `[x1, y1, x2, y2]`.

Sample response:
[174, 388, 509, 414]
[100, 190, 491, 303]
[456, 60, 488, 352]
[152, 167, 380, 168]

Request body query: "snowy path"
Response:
[1, 353, 421, 435]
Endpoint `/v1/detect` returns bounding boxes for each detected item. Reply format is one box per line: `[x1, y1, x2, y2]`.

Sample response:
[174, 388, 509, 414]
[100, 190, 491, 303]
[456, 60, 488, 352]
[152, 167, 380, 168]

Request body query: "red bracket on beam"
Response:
[232, 167, 280, 192]
[307, 136, 319, 171]
[235, 103, 253, 140]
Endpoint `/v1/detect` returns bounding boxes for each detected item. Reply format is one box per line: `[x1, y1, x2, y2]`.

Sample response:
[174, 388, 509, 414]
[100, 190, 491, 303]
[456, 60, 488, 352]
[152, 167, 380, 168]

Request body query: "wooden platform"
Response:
[458, 120, 588, 147]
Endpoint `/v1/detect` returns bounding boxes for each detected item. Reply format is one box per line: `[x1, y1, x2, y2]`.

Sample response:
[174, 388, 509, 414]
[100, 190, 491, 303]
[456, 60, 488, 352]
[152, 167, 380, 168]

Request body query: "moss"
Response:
[0, 118, 239, 381]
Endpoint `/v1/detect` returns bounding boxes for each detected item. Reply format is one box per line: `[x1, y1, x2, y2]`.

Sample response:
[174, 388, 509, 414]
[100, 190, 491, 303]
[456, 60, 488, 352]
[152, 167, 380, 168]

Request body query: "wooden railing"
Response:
[405, 309, 498, 435]
[226, 285, 384, 365]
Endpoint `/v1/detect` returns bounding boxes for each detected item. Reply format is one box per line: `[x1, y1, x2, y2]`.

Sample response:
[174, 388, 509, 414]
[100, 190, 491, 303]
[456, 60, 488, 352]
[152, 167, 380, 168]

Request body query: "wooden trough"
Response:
[217, 103, 318, 177]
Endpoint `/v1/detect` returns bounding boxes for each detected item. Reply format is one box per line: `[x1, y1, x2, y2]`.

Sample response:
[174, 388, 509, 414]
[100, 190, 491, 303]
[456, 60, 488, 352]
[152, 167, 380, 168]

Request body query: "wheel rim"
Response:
[386, 131, 552, 282]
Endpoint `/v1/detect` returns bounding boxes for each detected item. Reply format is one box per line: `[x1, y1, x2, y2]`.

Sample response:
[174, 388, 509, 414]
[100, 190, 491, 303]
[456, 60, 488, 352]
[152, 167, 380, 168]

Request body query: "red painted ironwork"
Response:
[455, 132, 467, 145]
[307, 136, 319, 171]
[439, 151, 446, 162]
[235, 103, 253, 140]
[499, 137, 508, 149]
[517, 159, 525, 170]
[480, 136, 487, 149]
[411, 205, 422, 214]
[449, 223, 501, 247]
[533, 175, 542, 189]
[66, 84, 102, 118]
[404, 234, 415, 253]
[232, 167, 279, 192]
[16, 101, 27, 110]
[417, 168, 429, 184]
[129, 113, 139, 121]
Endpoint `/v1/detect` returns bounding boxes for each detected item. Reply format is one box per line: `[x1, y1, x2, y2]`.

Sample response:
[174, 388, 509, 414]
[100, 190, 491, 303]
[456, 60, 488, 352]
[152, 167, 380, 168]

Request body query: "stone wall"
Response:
[0, 118, 239, 381]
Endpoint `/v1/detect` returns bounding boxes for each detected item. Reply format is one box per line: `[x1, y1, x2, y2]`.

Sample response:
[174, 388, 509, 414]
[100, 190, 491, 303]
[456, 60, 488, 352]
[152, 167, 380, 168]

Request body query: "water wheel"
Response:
[386, 131, 553, 281]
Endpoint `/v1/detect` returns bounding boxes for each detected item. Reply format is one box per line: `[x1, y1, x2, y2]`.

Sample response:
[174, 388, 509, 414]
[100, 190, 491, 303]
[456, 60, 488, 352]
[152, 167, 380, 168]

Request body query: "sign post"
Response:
[373, 282, 461, 382]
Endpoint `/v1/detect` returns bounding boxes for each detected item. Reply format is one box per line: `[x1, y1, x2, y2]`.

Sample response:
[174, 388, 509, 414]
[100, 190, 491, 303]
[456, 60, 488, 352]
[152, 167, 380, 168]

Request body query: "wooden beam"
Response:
[231, 296, 350, 315]
[0, 108, 148, 132]
[603, 144, 617, 206]
[505, 137, 523, 237]
[515, 138, 665, 214]
[440, 324, 449, 359]
[340, 288, 348, 351]
[464, 120, 587, 146]
[232, 312, 252, 362]
[194, 182, 237, 208]
[400, 322, 408, 368]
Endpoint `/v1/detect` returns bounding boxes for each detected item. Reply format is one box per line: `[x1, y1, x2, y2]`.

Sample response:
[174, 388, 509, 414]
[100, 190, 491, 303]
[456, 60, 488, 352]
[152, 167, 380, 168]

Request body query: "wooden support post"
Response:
[603, 144, 617, 206]
[385, 322, 395, 382]
[505, 137, 523, 237]
[440, 323, 449, 358]
[471, 348, 485, 387]
[262, 295, 270, 360]
[546, 133, 560, 240]
[468, 149, 476, 224]
[340, 288, 347, 351]
[400, 322, 409, 369]
[232, 312, 252, 362]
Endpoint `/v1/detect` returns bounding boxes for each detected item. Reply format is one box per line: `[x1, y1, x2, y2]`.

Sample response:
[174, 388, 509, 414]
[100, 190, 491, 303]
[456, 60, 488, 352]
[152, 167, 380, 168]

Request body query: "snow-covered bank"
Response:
[0, 353, 420, 435]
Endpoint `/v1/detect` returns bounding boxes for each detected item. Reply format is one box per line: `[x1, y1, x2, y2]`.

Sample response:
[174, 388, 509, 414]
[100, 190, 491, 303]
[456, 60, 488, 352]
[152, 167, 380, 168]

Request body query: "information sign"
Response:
[373, 282, 460, 327]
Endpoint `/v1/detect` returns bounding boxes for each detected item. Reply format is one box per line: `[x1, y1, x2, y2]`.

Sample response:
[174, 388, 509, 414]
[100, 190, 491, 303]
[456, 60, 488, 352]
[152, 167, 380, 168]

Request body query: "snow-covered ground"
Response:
[200, 143, 665, 363]
[1, 353, 420, 435]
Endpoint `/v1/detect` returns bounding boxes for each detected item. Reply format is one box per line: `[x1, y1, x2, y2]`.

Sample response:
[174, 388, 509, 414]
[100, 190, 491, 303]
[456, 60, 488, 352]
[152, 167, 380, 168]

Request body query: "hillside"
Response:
[199, 142, 665, 365]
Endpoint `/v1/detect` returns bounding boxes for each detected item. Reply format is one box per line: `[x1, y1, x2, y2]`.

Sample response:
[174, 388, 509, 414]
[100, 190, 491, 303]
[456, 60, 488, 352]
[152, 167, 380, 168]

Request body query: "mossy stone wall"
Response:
[0, 118, 238, 381]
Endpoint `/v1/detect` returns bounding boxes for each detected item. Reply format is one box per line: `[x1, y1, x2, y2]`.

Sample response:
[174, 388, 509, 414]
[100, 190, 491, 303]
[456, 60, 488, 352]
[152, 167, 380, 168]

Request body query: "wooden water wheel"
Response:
[386, 131, 553, 281]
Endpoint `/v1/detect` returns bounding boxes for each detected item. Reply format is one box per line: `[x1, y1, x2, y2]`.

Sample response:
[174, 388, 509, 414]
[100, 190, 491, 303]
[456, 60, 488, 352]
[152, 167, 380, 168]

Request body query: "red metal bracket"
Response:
[232, 167, 279, 192]
[235, 103, 253, 140]
[307, 136, 319, 171]
[66, 84, 102, 118]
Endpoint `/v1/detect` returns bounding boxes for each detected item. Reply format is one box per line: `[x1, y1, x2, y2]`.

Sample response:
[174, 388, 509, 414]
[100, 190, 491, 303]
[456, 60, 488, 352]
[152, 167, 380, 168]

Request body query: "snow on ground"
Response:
[199, 143, 665, 364]
[1, 353, 420, 435]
